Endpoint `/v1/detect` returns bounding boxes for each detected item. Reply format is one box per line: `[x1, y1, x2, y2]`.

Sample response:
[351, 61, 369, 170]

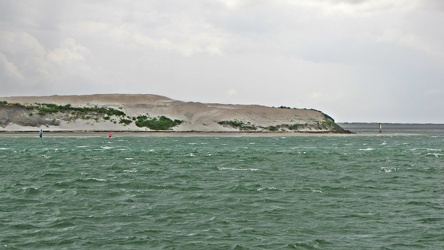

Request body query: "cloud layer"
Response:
[1, 0, 443, 122]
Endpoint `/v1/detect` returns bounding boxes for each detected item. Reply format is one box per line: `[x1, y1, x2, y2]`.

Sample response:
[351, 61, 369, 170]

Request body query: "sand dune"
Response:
[0, 94, 349, 133]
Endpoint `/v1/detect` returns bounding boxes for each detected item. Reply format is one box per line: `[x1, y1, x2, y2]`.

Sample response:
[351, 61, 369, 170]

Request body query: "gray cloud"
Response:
[0, 0, 443, 122]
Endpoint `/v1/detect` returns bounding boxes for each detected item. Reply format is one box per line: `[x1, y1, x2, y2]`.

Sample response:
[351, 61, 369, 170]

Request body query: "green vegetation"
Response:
[119, 118, 133, 126]
[263, 124, 305, 132]
[218, 120, 257, 131]
[0, 102, 25, 108]
[321, 117, 344, 132]
[319, 113, 345, 131]
[217, 120, 257, 131]
[218, 119, 310, 132]
[0, 102, 185, 130]
[69, 104, 121, 117]
[286, 124, 302, 130]
[43, 104, 124, 122]
[267, 125, 278, 132]
[10, 103, 128, 118]
[1, 101, 128, 122]
[135, 115, 183, 130]
[323, 118, 335, 126]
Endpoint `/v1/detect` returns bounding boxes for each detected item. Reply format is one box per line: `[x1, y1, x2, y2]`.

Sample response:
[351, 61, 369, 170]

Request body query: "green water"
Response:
[0, 133, 443, 249]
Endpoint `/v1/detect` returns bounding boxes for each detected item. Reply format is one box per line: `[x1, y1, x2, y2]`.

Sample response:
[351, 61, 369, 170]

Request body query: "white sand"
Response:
[1, 94, 337, 133]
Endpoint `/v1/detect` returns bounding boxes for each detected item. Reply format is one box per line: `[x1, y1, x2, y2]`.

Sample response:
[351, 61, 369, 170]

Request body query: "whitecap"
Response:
[359, 148, 374, 151]
[124, 169, 138, 173]
[426, 148, 441, 151]
[380, 167, 398, 173]
[257, 186, 278, 191]
[85, 178, 106, 182]
[218, 166, 258, 171]
[426, 153, 441, 158]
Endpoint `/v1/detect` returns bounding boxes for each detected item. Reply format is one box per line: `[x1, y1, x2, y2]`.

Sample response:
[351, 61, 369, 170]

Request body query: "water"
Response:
[1, 132, 443, 249]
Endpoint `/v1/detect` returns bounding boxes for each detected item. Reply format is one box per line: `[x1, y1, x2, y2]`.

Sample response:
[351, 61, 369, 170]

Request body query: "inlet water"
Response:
[1, 132, 443, 249]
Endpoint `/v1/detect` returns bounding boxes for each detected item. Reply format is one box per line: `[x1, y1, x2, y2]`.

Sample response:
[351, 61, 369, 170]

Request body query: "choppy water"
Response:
[1, 132, 443, 249]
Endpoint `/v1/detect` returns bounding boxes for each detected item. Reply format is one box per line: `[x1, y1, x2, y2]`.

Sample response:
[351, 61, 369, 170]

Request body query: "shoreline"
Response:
[0, 129, 364, 138]
[0, 130, 349, 136]
[0, 130, 431, 138]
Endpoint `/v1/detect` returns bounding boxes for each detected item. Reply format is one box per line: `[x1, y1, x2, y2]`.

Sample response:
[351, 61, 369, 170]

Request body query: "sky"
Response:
[1, 0, 443, 123]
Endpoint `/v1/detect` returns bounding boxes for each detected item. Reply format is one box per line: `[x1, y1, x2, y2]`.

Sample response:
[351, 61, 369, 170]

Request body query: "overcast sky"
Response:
[1, 0, 443, 123]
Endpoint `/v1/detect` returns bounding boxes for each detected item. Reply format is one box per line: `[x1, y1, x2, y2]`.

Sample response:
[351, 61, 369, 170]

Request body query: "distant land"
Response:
[339, 122, 444, 134]
[0, 94, 350, 133]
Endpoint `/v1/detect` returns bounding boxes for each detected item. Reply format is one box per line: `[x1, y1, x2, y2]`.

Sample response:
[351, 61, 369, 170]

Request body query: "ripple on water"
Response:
[0, 135, 443, 249]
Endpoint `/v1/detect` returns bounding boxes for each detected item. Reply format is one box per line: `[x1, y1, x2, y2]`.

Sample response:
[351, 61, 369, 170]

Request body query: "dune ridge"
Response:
[0, 94, 349, 133]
